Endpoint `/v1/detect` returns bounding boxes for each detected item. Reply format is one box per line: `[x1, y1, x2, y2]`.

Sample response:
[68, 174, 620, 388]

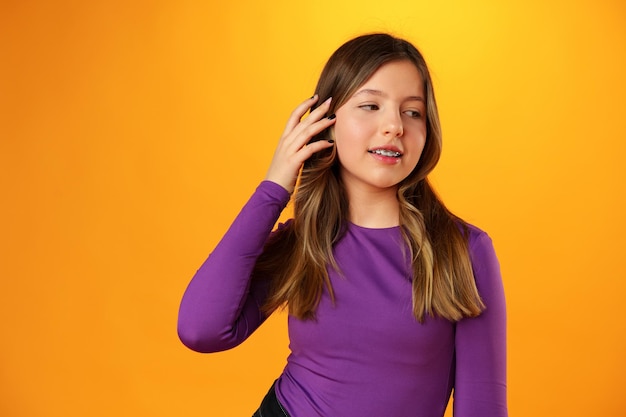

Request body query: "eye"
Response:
[359, 104, 379, 111]
[404, 110, 422, 118]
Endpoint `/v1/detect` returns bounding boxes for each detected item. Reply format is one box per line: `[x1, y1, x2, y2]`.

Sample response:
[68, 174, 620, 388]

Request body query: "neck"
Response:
[345, 184, 400, 229]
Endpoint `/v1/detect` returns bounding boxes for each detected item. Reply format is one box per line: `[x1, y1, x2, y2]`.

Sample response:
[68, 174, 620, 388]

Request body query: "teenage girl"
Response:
[178, 33, 508, 417]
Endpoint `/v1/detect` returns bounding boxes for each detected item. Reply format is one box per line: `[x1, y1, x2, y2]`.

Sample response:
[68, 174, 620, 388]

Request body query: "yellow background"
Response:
[1, 0, 625, 415]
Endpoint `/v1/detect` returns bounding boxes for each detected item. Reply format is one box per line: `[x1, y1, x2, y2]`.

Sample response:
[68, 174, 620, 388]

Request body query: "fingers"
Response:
[265, 95, 336, 193]
[298, 136, 336, 160]
[281, 95, 319, 137]
[265, 136, 335, 193]
[280, 101, 336, 163]
[281, 95, 332, 139]
[281, 97, 334, 157]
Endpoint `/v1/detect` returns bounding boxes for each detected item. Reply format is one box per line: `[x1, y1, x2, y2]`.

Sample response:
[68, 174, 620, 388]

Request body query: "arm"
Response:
[453, 230, 508, 417]
[177, 95, 335, 353]
[177, 181, 290, 353]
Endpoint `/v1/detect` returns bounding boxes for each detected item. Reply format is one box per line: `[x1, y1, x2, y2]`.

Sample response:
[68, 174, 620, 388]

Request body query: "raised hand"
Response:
[265, 95, 336, 193]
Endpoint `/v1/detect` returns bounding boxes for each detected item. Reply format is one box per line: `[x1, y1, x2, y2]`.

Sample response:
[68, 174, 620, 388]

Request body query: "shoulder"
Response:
[464, 222, 493, 251]
[453, 220, 494, 250]
[462, 222, 504, 297]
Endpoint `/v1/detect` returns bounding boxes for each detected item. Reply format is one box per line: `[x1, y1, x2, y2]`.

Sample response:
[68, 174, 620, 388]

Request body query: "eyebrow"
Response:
[353, 88, 424, 102]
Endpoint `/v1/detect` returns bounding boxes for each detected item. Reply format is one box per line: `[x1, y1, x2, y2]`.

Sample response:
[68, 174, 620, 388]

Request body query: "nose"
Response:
[382, 110, 403, 137]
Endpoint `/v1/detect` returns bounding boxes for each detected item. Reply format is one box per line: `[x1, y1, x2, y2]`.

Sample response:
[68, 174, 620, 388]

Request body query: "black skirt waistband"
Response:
[252, 381, 290, 417]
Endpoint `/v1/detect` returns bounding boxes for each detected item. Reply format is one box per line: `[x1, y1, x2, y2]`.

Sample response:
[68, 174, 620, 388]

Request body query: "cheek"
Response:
[332, 115, 350, 143]
[409, 138, 427, 170]
[333, 114, 369, 145]
[407, 124, 427, 150]
[332, 120, 359, 164]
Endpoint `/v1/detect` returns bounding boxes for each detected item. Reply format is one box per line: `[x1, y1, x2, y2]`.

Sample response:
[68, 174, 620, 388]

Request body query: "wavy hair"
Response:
[253, 33, 484, 322]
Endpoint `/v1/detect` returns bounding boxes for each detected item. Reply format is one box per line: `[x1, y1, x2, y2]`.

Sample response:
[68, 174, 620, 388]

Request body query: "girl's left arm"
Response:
[453, 230, 508, 417]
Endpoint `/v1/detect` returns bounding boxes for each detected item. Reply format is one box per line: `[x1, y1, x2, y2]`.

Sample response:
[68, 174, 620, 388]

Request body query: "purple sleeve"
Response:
[453, 230, 508, 416]
[177, 181, 290, 353]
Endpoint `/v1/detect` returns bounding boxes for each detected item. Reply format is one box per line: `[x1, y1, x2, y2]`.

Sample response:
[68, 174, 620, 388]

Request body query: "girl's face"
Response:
[333, 60, 427, 195]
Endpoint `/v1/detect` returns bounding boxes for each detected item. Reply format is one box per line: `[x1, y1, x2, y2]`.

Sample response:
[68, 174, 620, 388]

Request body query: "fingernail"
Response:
[327, 114, 336, 120]
[327, 139, 335, 144]
[310, 94, 317, 100]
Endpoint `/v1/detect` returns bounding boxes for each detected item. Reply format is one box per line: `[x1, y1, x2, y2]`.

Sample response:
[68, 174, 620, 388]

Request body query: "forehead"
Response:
[356, 60, 424, 95]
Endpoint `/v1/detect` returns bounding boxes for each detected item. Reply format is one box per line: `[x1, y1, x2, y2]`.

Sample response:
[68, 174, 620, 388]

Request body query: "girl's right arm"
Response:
[177, 181, 291, 353]
[177, 95, 335, 353]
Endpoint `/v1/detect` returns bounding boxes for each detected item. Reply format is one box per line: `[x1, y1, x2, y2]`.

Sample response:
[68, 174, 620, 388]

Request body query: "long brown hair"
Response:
[253, 33, 484, 322]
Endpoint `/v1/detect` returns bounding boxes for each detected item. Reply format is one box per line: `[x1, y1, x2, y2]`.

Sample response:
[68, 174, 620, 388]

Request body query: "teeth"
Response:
[370, 149, 402, 157]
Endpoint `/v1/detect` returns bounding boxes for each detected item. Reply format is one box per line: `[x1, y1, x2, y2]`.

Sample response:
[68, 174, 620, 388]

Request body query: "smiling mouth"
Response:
[368, 149, 403, 158]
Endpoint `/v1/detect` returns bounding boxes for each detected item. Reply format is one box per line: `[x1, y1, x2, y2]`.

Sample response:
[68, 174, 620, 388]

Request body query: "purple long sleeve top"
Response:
[178, 181, 508, 417]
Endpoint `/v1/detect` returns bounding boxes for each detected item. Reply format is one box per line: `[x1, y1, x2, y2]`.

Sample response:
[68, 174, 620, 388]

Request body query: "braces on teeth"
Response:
[370, 149, 402, 157]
